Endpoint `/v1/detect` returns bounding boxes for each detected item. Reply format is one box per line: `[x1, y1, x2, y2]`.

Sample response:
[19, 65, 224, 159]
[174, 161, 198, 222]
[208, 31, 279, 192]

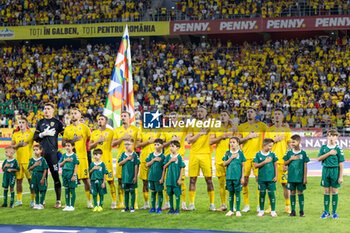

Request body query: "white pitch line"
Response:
[0, 188, 55, 198]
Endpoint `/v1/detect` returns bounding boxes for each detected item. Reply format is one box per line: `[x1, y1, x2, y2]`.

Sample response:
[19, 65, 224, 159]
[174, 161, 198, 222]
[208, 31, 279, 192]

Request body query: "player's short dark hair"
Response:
[125, 138, 134, 143]
[64, 140, 75, 147]
[263, 138, 274, 145]
[71, 107, 82, 114]
[274, 108, 284, 114]
[33, 144, 44, 155]
[99, 115, 108, 121]
[44, 102, 55, 109]
[93, 149, 103, 155]
[121, 111, 131, 117]
[229, 136, 240, 144]
[247, 106, 257, 112]
[5, 146, 14, 151]
[197, 105, 207, 111]
[170, 140, 181, 148]
[327, 129, 339, 136]
[154, 138, 164, 144]
[18, 116, 28, 123]
[221, 110, 230, 116]
[291, 134, 301, 141]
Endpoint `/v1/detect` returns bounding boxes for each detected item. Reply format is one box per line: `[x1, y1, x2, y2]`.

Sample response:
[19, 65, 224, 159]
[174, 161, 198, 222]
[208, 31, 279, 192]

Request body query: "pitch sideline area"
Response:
[1, 158, 349, 177]
[0, 225, 243, 233]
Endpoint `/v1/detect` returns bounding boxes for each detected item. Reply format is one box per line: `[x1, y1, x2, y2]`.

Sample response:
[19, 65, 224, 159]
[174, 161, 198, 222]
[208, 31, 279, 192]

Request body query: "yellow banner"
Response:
[0, 21, 169, 40]
[0, 128, 16, 138]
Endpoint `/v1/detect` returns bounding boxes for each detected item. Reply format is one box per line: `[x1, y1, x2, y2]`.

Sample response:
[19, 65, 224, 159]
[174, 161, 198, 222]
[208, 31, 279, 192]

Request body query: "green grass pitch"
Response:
[0, 148, 349, 233]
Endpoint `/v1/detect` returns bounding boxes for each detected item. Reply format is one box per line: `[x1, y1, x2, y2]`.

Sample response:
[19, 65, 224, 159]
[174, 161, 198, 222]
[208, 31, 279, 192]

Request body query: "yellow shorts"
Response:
[278, 163, 288, 184]
[77, 159, 89, 179]
[103, 161, 114, 182]
[215, 162, 226, 177]
[189, 153, 212, 177]
[115, 163, 122, 179]
[139, 162, 149, 180]
[244, 159, 258, 177]
[16, 163, 31, 180]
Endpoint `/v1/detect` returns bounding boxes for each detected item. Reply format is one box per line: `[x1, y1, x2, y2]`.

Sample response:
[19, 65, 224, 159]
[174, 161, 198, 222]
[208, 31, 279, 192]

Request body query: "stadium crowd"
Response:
[1, 0, 350, 26]
[170, 0, 350, 20]
[1, 36, 350, 130]
[0, 0, 151, 26]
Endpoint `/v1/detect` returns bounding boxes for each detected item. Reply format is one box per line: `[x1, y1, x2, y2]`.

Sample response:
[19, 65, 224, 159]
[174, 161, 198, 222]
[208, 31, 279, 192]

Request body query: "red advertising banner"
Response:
[170, 15, 350, 35]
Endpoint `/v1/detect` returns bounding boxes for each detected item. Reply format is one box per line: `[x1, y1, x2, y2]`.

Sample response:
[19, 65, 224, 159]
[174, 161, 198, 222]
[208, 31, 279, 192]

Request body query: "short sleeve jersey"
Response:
[223, 150, 246, 180]
[318, 145, 344, 168]
[253, 151, 278, 182]
[283, 149, 310, 183]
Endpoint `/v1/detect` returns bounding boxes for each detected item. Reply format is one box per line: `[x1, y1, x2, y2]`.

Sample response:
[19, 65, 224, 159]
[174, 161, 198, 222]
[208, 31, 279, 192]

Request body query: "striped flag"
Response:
[103, 25, 135, 128]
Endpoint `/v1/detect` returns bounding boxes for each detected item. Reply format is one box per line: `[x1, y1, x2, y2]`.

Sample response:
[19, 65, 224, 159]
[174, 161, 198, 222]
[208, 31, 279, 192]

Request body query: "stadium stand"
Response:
[0, 0, 151, 26]
[0, 0, 349, 26]
[1, 37, 350, 132]
[165, 0, 350, 21]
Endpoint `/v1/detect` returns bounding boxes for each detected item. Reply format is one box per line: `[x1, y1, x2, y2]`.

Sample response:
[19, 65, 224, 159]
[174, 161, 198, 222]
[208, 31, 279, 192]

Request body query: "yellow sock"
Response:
[208, 190, 215, 204]
[97, 194, 100, 203]
[85, 191, 91, 201]
[242, 186, 249, 206]
[118, 183, 124, 203]
[218, 177, 226, 205]
[164, 191, 169, 202]
[109, 183, 117, 202]
[181, 181, 187, 203]
[30, 193, 35, 201]
[143, 191, 149, 202]
[285, 198, 290, 207]
[189, 190, 196, 204]
[17, 192, 22, 201]
[257, 185, 260, 206]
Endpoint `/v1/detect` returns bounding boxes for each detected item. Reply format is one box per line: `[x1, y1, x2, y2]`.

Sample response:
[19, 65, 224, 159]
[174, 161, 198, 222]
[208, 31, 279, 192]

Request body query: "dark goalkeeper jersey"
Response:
[34, 117, 64, 164]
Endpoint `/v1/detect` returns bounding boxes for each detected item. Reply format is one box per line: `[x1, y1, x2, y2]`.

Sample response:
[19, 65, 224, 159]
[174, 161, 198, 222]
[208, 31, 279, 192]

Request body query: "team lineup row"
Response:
[2, 104, 344, 218]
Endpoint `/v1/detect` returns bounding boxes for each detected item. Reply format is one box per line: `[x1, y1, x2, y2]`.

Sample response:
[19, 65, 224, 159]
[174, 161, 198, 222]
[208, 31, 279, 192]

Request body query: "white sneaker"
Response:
[257, 210, 265, 217]
[140, 201, 150, 210]
[37, 204, 44, 210]
[271, 211, 278, 217]
[67, 206, 75, 211]
[236, 211, 242, 217]
[225, 211, 234, 216]
[62, 206, 70, 211]
[188, 203, 195, 211]
[181, 202, 188, 211]
[162, 202, 170, 210]
[29, 201, 35, 208]
[14, 200, 22, 206]
[242, 205, 250, 213]
[111, 202, 117, 209]
[87, 201, 94, 209]
[209, 203, 216, 211]
[32, 204, 39, 210]
[257, 205, 260, 212]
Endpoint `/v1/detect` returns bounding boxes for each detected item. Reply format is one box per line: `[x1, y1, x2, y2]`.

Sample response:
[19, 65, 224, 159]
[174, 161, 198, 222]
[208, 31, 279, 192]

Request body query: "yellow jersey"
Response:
[161, 128, 187, 156]
[214, 126, 233, 165]
[265, 125, 292, 164]
[12, 129, 34, 163]
[189, 124, 211, 154]
[63, 123, 91, 160]
[114, 125, 139, 159]
[237, 121, 267, 160]
[90, 128, 114, 164]
[137, 130, 161, 161]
